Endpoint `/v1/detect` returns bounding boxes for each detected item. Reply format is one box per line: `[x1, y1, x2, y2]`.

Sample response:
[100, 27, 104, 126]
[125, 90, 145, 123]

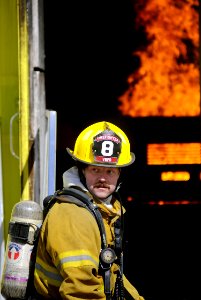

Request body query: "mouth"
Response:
[94, 184, 109, 189]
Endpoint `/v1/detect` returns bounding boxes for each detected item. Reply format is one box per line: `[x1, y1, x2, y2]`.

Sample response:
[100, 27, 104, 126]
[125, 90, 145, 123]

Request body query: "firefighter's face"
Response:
[83, 165, 120, 200]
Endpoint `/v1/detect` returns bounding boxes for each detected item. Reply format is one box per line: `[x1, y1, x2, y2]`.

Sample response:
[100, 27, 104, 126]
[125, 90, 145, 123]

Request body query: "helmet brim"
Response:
[66, 148, 135, 167]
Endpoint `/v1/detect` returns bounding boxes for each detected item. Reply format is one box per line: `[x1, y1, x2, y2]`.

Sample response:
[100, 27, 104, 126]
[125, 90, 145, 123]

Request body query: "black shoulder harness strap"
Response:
[43, 187, 123, 300]
[44, 187, 108, 249]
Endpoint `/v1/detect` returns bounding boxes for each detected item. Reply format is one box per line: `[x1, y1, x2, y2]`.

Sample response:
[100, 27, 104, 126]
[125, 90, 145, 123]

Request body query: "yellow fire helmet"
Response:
[66, 121, 135, 167]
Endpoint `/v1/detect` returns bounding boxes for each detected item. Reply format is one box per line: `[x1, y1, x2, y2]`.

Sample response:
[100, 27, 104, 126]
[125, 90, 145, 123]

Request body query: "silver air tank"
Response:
[1, 200, 43, 299]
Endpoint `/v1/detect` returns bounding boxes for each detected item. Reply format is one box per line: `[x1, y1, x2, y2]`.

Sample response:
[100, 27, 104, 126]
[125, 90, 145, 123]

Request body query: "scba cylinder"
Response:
[1, 200, 43, 299]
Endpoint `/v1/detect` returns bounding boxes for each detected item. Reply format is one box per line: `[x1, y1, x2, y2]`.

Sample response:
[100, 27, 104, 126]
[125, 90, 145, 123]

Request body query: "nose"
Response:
[98, 176, 106, 182]
[97, 171, 107, 181]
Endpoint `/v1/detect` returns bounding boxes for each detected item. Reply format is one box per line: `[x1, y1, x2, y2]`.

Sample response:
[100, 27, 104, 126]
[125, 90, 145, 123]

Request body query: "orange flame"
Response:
[147, 143, 201, 164]
[161, 171, 190, 181]
[118, 0, 200, 117]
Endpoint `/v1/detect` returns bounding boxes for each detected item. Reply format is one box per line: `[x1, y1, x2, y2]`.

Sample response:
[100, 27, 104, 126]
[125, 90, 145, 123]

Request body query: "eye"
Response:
[91, 167, 99, 173]
[107, 169, 115, 176]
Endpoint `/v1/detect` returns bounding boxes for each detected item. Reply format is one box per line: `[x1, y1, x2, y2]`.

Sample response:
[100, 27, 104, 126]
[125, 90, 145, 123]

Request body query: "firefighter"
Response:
[34, 121, 145, 300]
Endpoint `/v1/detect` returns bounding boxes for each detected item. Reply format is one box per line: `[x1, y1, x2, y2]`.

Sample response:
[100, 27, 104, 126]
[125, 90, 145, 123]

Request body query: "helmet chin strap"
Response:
[115, 181, 122, 192]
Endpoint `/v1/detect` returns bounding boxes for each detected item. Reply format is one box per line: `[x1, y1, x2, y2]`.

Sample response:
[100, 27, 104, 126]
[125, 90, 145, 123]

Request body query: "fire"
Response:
[161, 171, 190, 181]
[147, 143, 201, 164]
[118, 0, 200, 117]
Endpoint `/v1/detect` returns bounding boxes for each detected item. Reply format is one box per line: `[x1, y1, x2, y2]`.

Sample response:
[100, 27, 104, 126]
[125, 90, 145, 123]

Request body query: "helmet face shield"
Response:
[67, 121, 135, 167]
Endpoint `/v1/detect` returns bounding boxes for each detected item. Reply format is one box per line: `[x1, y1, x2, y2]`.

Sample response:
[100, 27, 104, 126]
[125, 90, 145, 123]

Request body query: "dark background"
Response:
[43, 1, 201, 299]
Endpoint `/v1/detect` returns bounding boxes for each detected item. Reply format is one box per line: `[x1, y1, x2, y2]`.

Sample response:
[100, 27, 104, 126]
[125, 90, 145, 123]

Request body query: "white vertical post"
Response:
[46, 110, 57, 196]
[40, 110, 57, 205]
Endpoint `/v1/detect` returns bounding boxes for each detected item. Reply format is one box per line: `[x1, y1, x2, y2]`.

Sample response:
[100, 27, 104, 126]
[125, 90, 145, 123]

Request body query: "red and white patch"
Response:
[8, 243, 22, 262]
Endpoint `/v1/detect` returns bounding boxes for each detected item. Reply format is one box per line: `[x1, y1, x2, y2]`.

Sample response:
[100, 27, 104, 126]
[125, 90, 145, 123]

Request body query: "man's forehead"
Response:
[86, 165, 121, 172]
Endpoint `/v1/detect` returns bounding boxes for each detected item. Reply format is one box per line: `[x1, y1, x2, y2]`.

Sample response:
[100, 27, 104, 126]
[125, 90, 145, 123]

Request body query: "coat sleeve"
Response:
[46, 202, 105, 299]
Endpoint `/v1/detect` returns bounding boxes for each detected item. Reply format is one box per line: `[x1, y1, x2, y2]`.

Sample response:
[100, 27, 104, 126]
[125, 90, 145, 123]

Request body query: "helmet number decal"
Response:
[101, 141, 114, 157]
[93, 129, 122, 164]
